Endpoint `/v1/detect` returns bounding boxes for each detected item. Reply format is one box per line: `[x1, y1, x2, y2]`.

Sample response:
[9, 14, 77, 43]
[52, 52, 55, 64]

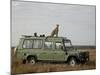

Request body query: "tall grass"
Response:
[11, 49, 96, 74]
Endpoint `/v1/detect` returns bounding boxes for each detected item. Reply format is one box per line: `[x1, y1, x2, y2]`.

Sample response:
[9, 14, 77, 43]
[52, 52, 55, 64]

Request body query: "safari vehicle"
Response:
[16, 35, 89, 66]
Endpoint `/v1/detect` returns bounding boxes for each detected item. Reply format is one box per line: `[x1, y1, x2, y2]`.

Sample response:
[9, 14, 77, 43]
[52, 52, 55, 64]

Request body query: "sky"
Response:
[11, 0, 96, 46]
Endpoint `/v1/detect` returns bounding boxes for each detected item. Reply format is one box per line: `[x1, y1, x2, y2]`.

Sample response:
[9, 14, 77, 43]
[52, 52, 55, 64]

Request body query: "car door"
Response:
[38, 41, 54, 60]
[16, 39, 34, 60]
[53, 42, 66, 61]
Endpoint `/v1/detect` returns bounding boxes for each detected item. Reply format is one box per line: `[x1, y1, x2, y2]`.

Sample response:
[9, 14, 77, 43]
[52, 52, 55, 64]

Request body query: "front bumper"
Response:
[80, 56, 89, 62]
[78, 52, 89, 63]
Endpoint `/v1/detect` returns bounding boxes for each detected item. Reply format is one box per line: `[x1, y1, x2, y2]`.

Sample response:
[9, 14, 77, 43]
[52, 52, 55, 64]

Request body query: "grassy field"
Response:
[11, 49, 96, 75]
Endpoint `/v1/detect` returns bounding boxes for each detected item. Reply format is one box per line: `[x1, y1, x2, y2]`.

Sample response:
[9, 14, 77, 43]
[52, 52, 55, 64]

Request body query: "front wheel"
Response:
[69, 57, 77, 67]
[28, 57, 36, 65]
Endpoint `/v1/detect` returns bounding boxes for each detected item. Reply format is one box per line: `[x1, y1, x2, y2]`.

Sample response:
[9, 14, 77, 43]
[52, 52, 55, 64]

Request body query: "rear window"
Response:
[33, 40, 43, 48]
[23, 39, 43, 49]
[23, 40, 33, 49]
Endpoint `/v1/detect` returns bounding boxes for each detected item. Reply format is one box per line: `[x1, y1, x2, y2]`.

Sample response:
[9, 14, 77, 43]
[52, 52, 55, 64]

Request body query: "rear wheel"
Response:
[28, 57, 36, 65]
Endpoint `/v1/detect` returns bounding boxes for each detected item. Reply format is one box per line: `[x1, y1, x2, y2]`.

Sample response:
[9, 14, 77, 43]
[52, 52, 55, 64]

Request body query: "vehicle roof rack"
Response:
[22, 35, 33, 38]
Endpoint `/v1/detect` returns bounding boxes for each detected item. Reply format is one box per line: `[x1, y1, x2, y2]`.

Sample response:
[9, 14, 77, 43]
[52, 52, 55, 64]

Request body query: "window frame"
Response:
[55, 42, 63, 50]
[33, 39, 43, 49]
[22, 39, 33, 49]
[44, 41, 55, 50]
[22, 39, 43, 49]
[54, 41, 64, 51]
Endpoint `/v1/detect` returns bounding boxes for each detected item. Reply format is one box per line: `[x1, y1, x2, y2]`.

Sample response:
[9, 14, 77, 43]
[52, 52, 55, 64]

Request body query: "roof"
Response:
[21, 35, 70, 42]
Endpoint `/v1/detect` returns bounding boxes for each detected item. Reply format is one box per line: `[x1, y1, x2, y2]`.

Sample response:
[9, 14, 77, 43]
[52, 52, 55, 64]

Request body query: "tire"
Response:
[28, 57, 36, 65]
[69, 57, 77, 67]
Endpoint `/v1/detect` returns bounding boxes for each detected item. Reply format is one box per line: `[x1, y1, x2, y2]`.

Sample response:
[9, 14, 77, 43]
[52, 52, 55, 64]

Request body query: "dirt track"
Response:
[11, 49, 96, 74]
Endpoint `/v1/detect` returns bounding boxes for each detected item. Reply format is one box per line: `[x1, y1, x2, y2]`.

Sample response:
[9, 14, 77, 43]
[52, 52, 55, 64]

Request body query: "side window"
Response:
[33, 40, 43, 49]
[55, 42, 63, 50]
[23, 40, 33, 49]
[44, 41, 53, 49]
